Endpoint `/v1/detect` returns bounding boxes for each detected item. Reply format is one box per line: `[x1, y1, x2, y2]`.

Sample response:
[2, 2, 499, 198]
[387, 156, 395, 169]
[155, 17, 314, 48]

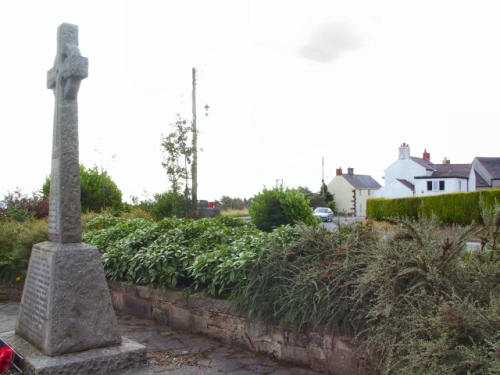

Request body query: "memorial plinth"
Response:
[15, 242, 122, 356]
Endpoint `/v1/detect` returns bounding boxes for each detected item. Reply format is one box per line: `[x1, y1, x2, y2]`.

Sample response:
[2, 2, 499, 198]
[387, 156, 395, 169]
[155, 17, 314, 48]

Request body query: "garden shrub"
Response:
[0, 218, 47, 283]
[230, 221, 380, 335]
[231, 211, 500, 374]
[82, 215, 296, 296]
[249, 187, 317, 232]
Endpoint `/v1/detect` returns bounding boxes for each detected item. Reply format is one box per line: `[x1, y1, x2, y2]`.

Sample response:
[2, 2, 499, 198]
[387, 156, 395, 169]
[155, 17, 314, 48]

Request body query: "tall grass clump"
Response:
[230, 221, 380, 335]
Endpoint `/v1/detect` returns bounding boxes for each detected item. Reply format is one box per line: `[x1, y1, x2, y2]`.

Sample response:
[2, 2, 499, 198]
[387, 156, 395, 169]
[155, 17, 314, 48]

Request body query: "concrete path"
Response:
[1, 301, 325, 374]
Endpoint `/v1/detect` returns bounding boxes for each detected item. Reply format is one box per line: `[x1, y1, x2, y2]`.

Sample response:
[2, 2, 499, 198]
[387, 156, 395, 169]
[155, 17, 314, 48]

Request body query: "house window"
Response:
[427, 181, 445, 191]
[368, 189, 371, 196]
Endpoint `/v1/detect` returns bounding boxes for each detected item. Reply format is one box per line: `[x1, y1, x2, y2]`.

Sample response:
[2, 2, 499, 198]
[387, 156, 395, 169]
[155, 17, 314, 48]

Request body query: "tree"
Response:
[42, 164, 122, 212]
[218, 196, 246, 211]
[320, 182, 336, 212]
[160, 114, 198, 216]
[249, 187, 317, 232]
[296, 185, 336, 213]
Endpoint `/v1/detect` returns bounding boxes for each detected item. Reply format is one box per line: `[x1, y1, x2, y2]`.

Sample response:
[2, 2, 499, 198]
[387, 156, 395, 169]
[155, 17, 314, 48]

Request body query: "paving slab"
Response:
[1, 301, 325, 374]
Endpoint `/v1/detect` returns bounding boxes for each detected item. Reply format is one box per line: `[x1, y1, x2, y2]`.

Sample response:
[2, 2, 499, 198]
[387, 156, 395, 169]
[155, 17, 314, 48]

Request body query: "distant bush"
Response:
[133, 191, 191, 220]
[42, 164, 123, 213]
[249, 187, 317, 232]
[0, 190, 49, 221]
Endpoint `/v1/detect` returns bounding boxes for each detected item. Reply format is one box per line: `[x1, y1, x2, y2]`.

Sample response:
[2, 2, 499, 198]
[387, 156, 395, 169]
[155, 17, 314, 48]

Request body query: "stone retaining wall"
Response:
[108, 280, 372, 375]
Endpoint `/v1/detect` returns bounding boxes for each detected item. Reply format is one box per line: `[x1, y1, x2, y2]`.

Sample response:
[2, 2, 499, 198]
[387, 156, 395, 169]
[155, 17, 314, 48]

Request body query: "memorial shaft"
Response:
[47, 23, 88, 243]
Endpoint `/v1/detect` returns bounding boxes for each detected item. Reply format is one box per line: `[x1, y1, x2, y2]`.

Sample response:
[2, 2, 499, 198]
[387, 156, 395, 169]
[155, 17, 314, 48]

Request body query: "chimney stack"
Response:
[347, 167, 354, 175]
[443, 157, 450, 164]
[336, 167, 343, 176]
[423, 149, 430, 161]
[399, 143, 410, 160]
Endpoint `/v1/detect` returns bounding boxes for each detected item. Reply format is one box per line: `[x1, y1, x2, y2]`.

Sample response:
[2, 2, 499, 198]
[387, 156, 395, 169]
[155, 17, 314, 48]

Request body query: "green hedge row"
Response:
[367, 189, 500, 224]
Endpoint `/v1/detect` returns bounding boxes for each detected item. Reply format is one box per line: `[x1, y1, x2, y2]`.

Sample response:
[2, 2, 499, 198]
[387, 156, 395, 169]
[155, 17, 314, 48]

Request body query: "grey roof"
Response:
[397, 179, 415, 191]
[343, 174, 382, 189]
[475, 157, 500, 179]
[426, 164, 471, 179]
[410, 156, 435, 170]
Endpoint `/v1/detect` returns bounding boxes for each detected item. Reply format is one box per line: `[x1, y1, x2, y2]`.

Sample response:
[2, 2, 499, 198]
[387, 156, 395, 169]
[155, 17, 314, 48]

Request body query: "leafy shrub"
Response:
[83, 215, 287, 295]
[42, 164, 123, 212]
[249, 187, 317, 232]
[0, 218, 47, 283]
[137, 191, 191, 220]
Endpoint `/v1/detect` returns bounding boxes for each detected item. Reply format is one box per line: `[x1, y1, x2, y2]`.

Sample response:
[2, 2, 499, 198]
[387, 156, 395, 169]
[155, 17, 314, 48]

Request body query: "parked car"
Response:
[313, 207, 334, 222]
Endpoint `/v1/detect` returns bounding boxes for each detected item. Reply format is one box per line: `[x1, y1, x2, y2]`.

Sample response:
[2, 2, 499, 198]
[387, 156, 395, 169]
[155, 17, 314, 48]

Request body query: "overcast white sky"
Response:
[1, 1, 500, 203]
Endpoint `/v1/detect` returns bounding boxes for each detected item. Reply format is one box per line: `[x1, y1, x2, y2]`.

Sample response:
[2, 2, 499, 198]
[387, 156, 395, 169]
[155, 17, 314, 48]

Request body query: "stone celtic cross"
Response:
[47, 23, 88, 243]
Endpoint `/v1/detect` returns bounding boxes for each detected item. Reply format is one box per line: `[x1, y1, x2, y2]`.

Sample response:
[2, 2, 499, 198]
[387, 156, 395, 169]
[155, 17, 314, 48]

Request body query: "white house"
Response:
[374, 143, 500, 199]
[326, 167, 381, 217]
[373, 143, 437, 198]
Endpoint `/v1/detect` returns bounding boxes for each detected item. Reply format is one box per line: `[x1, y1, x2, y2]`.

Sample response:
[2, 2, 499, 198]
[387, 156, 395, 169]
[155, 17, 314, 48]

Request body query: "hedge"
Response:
[367, 189, 500, 225]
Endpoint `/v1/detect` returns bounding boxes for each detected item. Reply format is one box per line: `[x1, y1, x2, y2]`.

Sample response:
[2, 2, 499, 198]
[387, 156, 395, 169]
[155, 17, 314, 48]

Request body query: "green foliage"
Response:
[218, 196, 247, 211]
[3, 196, 500, 373]
[249, 187, 317, 232]
[367, 189, 500, 225]
[160, 114, 194, 198]
[83, 215, 282, 296]
[297, 185, 336, 212]
[0, 218, 47, 283]
[230, 222, 379, 335]
[148, 191, 191, 220]
[231, 210, 500, 374]
[42, 164, 123, 212]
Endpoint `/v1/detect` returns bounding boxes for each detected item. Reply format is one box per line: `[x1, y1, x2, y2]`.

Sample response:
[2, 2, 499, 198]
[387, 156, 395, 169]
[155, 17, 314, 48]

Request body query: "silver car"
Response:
[313, 207, 334, 222]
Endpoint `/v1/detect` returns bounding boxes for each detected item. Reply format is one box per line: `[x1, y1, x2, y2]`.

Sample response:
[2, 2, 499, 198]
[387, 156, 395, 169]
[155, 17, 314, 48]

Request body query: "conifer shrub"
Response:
[230, 208, 500, 374]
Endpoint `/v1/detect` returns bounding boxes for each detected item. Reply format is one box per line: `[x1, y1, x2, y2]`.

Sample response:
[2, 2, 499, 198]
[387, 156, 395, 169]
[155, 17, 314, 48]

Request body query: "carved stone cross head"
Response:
[47, 23, 88, 100]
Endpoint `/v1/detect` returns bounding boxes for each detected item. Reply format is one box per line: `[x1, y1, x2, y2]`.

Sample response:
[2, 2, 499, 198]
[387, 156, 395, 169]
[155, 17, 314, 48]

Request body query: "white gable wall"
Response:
[372, 180, 413, 198]
[384, 159, 427, 185]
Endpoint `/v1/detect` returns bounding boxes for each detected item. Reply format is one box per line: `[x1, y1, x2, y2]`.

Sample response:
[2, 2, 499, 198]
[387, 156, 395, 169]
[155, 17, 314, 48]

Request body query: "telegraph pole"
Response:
[192, 67, 198, 209]
[322, 157, 325, 183]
